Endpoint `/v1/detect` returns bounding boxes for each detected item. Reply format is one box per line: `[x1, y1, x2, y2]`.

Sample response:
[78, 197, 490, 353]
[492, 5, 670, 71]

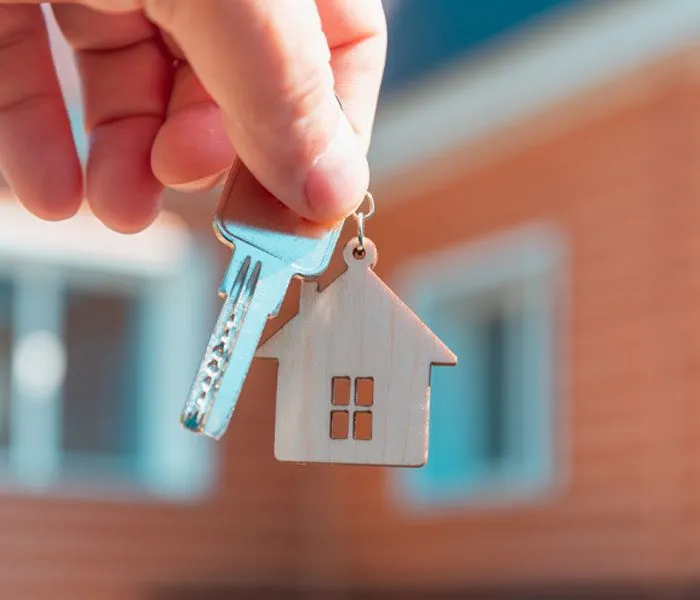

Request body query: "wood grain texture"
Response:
[257, 237, 457, 467]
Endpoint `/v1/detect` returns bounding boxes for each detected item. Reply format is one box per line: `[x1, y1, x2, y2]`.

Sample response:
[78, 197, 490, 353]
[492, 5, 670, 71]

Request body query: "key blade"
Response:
[182, 249, 292, 439]
[182, 160, 346, 440]
[214, 159, 343, 276]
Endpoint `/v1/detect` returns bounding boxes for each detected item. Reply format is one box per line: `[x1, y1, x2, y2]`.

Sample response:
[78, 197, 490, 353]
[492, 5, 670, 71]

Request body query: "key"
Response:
[181, 159, 343, 439]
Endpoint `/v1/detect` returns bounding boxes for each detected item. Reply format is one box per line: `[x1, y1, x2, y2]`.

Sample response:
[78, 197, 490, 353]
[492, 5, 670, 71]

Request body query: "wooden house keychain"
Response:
[182, 156, 457, 467]
[258, 194, 457, 467]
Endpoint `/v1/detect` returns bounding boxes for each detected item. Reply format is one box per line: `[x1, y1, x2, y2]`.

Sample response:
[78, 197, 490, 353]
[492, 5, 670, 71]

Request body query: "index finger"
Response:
[143, 0, 386, 224]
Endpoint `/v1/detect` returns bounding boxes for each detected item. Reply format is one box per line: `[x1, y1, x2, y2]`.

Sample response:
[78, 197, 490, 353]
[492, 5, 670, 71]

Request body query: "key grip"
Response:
[213, 159, 344, 275]
[215, 159, 342, 245]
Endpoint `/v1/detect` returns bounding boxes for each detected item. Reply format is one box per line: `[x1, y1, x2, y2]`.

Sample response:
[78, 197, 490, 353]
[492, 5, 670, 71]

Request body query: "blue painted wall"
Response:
[383, 0, 595, 95]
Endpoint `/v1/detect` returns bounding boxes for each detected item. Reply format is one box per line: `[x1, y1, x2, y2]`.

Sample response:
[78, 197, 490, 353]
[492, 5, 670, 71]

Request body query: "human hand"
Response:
[0, 0, 387, 232]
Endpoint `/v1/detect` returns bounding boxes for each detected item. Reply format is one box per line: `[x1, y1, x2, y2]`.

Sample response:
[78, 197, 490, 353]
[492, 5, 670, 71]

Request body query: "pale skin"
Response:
[0, 0, 387, 232]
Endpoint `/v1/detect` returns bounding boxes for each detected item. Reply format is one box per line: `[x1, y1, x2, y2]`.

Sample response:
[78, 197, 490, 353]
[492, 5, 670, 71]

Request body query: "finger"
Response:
[0, 4, 83, 219]
[316, 0, 387, 153]
[152, 33, 235, 191]
[53, 3, 170, 233]
[144, 0, 384, 224]
[0, 1, 141, 12]
[151, 60, 235, 191]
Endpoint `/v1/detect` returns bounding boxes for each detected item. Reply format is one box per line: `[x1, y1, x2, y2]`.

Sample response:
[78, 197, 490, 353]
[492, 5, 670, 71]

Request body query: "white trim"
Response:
[393, 222, 565, 305]
[0, 200, 191, 278]
[369, 0, 700, 188]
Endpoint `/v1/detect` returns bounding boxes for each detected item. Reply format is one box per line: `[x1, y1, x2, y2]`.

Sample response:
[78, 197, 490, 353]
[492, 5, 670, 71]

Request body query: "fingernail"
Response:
[304, 117, 369, 222]
[169, 170, 228, 192]
[86, 0, 143, 12]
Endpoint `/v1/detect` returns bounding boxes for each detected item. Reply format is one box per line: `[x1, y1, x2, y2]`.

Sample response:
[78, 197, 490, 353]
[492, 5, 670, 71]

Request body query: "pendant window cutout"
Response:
[331, 376, 351, 406]
[257, 237, 457, 467]
[330, 410, 350, 440]
[329, 376, 374, 441]
[353, 411, 372, 441]
[355, 377, 374, 407]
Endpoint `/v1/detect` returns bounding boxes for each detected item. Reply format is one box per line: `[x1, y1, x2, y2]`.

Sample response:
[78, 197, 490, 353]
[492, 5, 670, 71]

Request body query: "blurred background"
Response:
[2, 0, 700, 598]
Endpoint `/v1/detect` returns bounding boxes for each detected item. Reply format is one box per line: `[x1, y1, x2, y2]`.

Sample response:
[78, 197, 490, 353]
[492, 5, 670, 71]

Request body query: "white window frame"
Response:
[390, 221, 569, 511]
[0, 201, 218, 502]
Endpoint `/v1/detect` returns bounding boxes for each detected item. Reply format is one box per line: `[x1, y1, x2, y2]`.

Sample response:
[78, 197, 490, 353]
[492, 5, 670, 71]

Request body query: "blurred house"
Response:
[2, 0, 700, 598]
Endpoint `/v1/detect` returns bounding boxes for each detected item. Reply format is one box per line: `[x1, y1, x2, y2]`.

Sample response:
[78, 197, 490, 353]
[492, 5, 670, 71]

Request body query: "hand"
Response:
[0, 0, 387, 232]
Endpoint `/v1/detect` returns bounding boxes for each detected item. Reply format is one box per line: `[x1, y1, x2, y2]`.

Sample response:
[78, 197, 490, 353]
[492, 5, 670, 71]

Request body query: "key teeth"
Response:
[182, 221, 341, 441]
[180, 409, 228, 441]
[181, 408, 205, 432]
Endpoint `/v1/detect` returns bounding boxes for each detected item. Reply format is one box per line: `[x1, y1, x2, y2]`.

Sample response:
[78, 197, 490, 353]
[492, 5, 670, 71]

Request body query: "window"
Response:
[61, 290, 140, 467]
[395, 224, 565, 507]
[330, 377, 374, 441]
[0, 204, 217, 500]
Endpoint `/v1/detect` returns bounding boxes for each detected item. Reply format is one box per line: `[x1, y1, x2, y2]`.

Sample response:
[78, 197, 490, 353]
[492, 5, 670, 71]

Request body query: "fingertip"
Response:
[0, 96, 85, 222]
[86, 117, 163, 234]
[303, 116, 369, 222]
[89, 184, 162, 233]
[93, 199, 161, 234]
[9, 159, 84, 222]
[167, 169, 228, 192]
[4, 140, 85, 223]
[23, 193, 84, 223]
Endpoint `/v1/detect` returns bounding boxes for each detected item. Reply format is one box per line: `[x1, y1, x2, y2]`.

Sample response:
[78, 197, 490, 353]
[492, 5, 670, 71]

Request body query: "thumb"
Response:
[144, 0, 369, 223]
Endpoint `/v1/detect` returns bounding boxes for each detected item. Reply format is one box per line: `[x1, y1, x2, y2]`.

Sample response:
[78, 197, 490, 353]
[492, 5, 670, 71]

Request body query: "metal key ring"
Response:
[352, 192, 375, 255]
[353, 192, 375, 222]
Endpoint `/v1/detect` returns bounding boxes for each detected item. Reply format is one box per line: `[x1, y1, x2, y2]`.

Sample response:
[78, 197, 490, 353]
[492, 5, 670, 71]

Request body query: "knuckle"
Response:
[276, 61, 333, 123]
[245, 9, 334, 133]
[260, 61, 335, 163]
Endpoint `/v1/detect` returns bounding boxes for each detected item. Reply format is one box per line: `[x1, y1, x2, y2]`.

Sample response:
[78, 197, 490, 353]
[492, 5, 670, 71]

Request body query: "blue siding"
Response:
[383, 0, 595, 95]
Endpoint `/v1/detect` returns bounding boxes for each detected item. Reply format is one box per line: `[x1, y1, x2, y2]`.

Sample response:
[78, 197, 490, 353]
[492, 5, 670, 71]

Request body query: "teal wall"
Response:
[383, 0, 597, 95]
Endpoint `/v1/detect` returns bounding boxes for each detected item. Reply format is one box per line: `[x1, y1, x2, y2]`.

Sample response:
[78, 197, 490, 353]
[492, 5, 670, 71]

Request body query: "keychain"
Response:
[182, 158, 457, 467]
[258, 195, 457, 467]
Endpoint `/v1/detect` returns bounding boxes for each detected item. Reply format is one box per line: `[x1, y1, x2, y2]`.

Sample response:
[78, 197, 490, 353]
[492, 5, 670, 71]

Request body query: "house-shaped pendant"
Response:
[257, 237, 457, 467]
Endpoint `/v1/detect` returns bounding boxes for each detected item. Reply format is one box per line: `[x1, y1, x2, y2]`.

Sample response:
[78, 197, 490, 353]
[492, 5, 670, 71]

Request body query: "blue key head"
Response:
[214, 160, 344, 276]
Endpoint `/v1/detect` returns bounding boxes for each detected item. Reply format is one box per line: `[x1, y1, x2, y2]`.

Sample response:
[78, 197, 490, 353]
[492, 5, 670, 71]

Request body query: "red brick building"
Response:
[2, 1, 700, 598]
